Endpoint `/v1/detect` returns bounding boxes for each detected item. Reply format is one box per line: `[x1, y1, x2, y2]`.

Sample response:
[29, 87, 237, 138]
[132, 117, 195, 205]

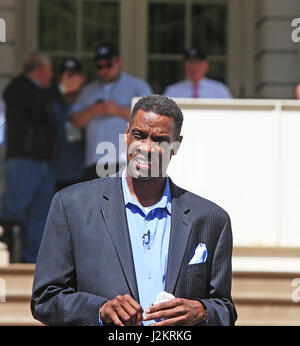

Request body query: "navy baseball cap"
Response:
[183, 48, 207, 61]
[60, 58, 82, 73]
[95, 44, 119, 61]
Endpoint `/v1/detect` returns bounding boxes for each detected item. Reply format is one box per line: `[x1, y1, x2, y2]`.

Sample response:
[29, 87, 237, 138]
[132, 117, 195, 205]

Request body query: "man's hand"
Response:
[89, 102, 105, 117]
[103, 100, 120, 115]
[98, 100, 130, 120]
[71, 101, 105, 128]
[143, 298, 207, 326]
[60, 72, 86, 95]
[100, 294, 144, 326]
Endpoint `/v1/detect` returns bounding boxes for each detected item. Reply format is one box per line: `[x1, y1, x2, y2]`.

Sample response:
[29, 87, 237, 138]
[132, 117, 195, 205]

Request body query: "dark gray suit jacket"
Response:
[31, 177, 237, 326]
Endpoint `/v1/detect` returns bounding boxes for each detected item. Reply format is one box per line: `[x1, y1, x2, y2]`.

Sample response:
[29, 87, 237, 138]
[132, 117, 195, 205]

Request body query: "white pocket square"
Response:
[189, 243, 207, 265]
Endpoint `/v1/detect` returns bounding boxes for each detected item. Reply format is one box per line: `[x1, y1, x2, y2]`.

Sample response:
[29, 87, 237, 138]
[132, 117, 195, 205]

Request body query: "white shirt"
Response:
[164, 77, 232, 99]
[0, 99, 5, 146]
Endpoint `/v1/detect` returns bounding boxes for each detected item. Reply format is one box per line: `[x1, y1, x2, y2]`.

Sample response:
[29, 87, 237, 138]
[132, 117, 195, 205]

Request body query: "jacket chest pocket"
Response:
[176, 263, 208, 299]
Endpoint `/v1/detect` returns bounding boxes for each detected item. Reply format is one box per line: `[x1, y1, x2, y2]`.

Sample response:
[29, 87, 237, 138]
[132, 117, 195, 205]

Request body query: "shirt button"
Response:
[147, 274, 152, 279]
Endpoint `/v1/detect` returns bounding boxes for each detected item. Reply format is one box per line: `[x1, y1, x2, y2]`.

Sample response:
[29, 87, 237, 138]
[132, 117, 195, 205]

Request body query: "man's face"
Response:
[184, 58, 209, 83]
[97, 57, 122, 83]
[125, 110, 182, 179]
[39, 61, 53, 88]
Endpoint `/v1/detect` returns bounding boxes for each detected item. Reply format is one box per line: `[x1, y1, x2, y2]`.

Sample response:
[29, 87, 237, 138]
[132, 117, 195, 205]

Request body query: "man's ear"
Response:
[201, 61, 209, 76]
[115, 57, 122, 69]
[125, 123, 130, 144]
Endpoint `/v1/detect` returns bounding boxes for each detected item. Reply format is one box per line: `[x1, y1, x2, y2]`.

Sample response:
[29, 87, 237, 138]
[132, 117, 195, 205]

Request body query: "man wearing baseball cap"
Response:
[51, 58, 86, 192]
[164, 48, 232, 99]
[70, 44, 152, 180]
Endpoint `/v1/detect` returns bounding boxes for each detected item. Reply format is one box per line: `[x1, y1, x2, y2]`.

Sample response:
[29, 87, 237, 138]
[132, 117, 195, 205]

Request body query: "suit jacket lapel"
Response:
[100, 178, 139, 302]
[164, 181, 192, 294]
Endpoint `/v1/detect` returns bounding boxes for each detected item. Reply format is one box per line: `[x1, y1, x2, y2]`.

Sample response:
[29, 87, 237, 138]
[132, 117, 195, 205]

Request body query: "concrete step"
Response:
[232, 270, 300, 326]
[0, 264, 35, 293]
[0, 300, 41, 326]
[0, 264, 38, 326]
[232, 270, 298, 297]
[234, 302, 300, 326]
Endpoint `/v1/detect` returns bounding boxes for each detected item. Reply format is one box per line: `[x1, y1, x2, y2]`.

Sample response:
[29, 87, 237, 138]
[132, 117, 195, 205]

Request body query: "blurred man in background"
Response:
[164, 48, 232, 99]
[71, 44, 152, 180]
[0, 52, 83, 262]
[0, 98, 5, 147]
[295, 84, 300, 100]
[50, 58, 86, 191]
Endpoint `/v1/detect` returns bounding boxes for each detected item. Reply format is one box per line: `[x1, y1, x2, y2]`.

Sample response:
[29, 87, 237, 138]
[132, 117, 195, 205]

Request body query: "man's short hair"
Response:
[130, 95, 184, 137]
[23, 52, 51, 74]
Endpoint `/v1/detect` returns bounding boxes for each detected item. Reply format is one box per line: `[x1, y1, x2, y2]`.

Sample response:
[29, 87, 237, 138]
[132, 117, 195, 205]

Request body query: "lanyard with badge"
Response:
[65, 121, 82, 143]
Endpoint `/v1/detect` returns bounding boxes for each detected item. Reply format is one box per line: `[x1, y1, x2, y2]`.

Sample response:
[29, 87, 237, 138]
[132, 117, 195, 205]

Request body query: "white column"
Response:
[120, 0, 148, 80]
[255, 0, 299, 99]
[0, 0, 17, 95]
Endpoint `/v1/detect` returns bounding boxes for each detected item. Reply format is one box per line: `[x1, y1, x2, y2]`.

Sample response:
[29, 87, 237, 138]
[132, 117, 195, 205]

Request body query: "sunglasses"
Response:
[97, 62, 113, 70]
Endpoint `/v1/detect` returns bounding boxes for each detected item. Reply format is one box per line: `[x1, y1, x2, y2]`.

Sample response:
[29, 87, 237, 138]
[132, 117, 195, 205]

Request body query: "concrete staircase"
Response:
[0, 264, 40, 326]
[0, 259, 299, 326]
[232, 270, 300, 326]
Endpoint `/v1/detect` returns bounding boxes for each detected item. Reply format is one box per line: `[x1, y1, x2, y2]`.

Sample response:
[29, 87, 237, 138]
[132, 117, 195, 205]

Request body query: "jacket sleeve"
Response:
[31, 192, 108, 326]
[197, 216, 237, 326]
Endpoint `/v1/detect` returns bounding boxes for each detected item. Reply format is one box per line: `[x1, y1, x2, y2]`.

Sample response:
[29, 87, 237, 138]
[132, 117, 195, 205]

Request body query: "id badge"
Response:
[65, 121, 82, 142]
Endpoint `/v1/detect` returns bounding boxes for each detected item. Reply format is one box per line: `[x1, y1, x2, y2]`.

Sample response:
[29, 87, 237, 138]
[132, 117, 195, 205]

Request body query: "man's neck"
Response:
[189, 77, 204, 85]
[126, 174, 166, 207]
[101, 72, 122, 85]
[26, 73, 41, 88]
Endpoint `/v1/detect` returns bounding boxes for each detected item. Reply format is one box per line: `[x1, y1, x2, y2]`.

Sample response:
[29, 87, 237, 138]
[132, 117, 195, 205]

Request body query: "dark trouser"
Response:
[83, 162, 124, 181]
[0, 158, 55, 263]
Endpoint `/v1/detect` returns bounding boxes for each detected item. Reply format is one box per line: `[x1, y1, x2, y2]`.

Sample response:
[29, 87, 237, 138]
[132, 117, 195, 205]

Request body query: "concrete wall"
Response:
[167, 98, 300, 249]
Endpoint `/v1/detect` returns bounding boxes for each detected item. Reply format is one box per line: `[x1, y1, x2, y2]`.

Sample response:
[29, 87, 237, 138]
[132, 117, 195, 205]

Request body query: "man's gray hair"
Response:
[23, 52, 51, 74]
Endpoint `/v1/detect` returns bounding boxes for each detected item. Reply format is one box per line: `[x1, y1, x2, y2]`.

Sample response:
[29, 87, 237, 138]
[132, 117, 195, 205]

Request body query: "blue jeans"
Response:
[0, 159, 55, 262]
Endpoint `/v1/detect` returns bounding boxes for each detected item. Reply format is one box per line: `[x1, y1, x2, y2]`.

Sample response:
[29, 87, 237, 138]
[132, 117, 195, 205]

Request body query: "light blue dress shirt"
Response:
[164, 77, 232, 99]
[0, 99, 5, 146]
[70, 72, 152, 167]
[122, 171, 171, 325]
[99, 171, 171, 326]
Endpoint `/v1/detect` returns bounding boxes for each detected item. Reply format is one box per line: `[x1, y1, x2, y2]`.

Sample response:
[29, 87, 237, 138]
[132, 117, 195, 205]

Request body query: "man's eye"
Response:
[132, 131, 145, 139]
[153, 137, 170, 144]
[133, 132, 141, 139]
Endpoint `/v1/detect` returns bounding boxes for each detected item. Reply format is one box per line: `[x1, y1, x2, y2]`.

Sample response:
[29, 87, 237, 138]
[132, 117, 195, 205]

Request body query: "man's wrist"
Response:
[194, 299, 208, 325]
[87, 105, 96, 118]
[99, 301, 111, 326]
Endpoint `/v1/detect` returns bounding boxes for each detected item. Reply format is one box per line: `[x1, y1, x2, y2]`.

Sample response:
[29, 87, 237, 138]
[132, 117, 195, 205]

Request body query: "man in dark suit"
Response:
[31, 95, 237, 326]
[0, 52, 87, 263]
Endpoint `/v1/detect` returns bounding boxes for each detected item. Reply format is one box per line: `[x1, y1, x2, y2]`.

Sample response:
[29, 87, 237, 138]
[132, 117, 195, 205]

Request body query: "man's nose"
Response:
[140, 138, 156, 155]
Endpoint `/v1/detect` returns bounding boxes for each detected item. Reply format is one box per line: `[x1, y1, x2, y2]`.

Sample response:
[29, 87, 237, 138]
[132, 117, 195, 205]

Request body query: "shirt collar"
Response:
[25, 74, 41, 89]
[187, 77, 208, 87]
[121, 168, 171, 215]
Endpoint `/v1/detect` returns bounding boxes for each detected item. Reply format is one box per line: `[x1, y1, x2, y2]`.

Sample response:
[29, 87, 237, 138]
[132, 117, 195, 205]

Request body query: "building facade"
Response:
[0, 0, 299, 99]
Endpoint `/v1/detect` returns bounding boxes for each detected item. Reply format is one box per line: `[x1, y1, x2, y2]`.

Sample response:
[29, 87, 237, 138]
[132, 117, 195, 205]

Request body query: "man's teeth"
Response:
[137, 158, 150, 165]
